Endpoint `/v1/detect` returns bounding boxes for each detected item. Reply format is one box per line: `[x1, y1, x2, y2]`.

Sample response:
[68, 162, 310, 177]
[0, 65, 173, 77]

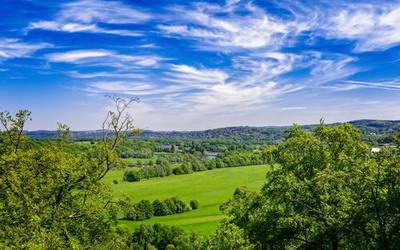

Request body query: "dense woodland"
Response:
[27, 119, 400, 145]
[2, 103, 400, 249]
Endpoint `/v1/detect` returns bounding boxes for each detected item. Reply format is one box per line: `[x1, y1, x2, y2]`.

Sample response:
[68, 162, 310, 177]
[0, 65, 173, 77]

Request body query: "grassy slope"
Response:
[104, 165, 269, 235]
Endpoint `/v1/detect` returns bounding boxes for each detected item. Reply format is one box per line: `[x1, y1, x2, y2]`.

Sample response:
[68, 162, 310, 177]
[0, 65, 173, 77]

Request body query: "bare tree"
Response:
[102, 95, 139, 150]
[97, 95, 139, 179]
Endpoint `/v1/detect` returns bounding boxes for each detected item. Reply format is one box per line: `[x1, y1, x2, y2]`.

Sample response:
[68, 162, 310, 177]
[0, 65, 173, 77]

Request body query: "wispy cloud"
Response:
[66, 71, 146, 79]
[0, 38, 51, 59]
[326, 80, 400, 91]
[28, 0, 151, 37]
[163, 63, 302, 112]
[186, 81, 301, 113]
[281, 106, 307, 111]
[309, 54, 359, 85]
[85, 81, 189, 97]
[28, 21, 140, 37]
[324, 3, 400, 51]
[59, 0, 151, 24]
[46, 49, 113, 63]
[159, 1, 311, 51]
[46, 49, 162, 69]
[165, 64, 229, 86]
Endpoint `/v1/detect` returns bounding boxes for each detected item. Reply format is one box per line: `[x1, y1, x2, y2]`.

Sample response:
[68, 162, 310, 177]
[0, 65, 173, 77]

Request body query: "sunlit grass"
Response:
[104, 165, 269, 235]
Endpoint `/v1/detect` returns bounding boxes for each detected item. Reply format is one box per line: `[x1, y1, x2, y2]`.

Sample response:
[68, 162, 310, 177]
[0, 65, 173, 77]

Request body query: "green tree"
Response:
[204, 222, 253, 250]
[0, 97, 137, 248]
[222, 124, 400, 249]
[190, 200, 199, 210]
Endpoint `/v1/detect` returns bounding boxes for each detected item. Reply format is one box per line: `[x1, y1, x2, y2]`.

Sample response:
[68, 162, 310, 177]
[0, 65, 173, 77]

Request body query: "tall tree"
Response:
[222, 124, 400, 249]
[0, 97, 137, 249]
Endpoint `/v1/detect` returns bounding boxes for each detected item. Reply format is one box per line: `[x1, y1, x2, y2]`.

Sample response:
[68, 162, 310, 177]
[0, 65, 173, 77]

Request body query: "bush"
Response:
[124, 197, 191, 221]
[125, 200, 154, 221]
[189, 200, 199, 210]
[173, 163, 193, 175]
[153, 199, 171, 216]
[123, 169, 142, 182]
[131, 224, 200, 250]
[112, 180, 118, 184]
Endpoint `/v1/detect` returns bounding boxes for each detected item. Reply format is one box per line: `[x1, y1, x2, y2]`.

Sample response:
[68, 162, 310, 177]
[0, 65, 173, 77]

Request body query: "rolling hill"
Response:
[27, 119, 400, 144]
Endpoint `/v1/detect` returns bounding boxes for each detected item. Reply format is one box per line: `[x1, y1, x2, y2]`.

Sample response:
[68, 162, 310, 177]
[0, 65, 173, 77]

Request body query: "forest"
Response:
[2, 102, 400, 249]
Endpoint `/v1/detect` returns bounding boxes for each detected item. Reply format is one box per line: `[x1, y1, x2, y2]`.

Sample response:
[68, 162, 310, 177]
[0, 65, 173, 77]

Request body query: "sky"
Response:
[1, 0, 400, 131]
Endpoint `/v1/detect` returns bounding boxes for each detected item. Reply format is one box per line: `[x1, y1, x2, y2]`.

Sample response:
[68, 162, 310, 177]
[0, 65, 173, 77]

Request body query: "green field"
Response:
[104, 165, 269, 235]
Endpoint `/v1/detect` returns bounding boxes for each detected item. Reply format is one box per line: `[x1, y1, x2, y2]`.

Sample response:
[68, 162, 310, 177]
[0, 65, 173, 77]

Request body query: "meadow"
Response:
[104, 165, 269, 235]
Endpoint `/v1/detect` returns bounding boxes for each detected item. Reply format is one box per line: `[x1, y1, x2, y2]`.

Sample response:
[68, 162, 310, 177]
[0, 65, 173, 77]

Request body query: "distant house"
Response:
[370, 147, 381, 153]
[160, 144, 172, 151]
[206, 151, 219, 159]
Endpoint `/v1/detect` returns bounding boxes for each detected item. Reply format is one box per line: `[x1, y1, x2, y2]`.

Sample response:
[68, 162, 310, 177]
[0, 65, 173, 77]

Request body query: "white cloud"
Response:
[60, 0, 151, 24]
[29, 21, 140, 37]
[281, 106, 307, 111]
[187, 81, 301, 113]
[325, 80, 400, 92]
[85, 81, 188, 96]
[46, 49, 113, 63]
[309, 54, 358, 84]
[325, 3, 400, 51]
[165, 64, 229, 86]
[232, 52, 299, 85]
[67, 71, 146, 79]
[159, 2, 310, 51]
[162, 63, 302, 112]
[28, 0, 151, 37]
[0, 38, 51, 59]
[45, 49, 162, 69]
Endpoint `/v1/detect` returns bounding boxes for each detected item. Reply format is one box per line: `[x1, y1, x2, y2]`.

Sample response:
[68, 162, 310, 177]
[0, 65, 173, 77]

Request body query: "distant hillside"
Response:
[26, 119, 400, 144]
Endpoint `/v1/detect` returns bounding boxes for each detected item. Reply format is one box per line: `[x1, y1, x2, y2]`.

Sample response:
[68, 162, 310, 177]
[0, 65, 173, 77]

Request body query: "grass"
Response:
[104, 165, 269, 235]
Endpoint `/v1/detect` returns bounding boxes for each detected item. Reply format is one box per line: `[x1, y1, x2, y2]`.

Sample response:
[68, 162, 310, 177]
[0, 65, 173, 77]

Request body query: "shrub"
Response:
[123, 169, 142, 182]
[173, 163, 193, 175]
[172, 198, 189, 213]
[136, 200, 154, 220]
[153, 199, 171, 216]
[131, 224, 199, 250]
[112, 180, 118, 184]
[125, 200, 154, 221]
[124, 197, 192, 221]
[190, 200, 199, 210]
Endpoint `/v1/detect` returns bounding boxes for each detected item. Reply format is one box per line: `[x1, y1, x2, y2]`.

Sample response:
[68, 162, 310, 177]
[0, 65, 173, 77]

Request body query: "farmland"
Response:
[104, 165, 269, 234]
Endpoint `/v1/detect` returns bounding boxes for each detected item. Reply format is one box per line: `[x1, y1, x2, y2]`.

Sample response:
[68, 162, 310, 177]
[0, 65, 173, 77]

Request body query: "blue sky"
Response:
[1, 0, 400, 130]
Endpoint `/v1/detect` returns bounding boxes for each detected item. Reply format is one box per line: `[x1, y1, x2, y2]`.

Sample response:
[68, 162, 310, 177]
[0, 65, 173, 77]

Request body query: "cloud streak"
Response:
[46, 49, 162, 69]
[28, 0, 151, 37]
[159, 1, 310, 52]
[324, 3, 400, 51]
[0, 39, 52, 59]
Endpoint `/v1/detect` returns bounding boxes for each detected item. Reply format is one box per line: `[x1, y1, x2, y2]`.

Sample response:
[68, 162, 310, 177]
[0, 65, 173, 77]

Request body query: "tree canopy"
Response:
[222, 124, 400, 249]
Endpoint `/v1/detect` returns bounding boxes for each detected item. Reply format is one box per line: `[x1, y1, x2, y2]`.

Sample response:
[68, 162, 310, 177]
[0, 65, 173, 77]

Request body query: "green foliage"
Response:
[222, 124, 400, 249]
[173, 163, 193, 175]
[123, 197, 191, 221]
[125, 200, 154, 221]
[153, 199, 171, 216]
[190, 200, 199, 210]
[105, 165, 268, 234]
[130, 224, 202, 250]
[123, 169, 143, 182]
[204, 222, 253, 250]
[0, 103, 135, 248]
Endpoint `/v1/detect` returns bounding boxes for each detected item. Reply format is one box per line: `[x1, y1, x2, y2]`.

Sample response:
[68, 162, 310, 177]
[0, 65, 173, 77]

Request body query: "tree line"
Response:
[119, 197, 199, 221]
[122, 149, 273, 182]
